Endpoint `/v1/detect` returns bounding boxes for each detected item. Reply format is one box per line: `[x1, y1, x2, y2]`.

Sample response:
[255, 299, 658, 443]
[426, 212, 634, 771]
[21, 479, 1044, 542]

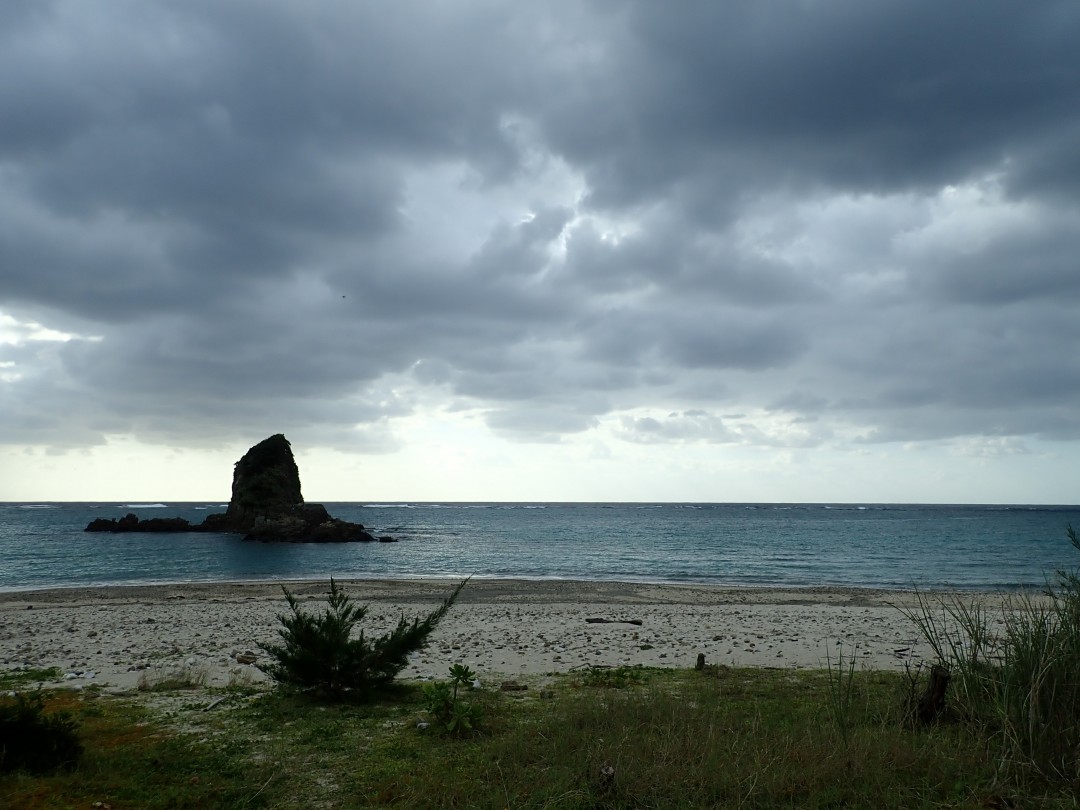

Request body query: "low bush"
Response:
[423, 663, 483, 735]
[0, 690, 82, 774]
[265, 577, 468, 700]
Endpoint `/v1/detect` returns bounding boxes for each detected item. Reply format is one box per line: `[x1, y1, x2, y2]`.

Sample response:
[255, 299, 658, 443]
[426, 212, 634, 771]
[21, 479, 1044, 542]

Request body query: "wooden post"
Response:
[915, 664, 951, 724]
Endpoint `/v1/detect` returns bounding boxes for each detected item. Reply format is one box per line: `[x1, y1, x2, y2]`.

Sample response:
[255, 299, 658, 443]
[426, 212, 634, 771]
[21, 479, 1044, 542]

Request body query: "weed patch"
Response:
[0, 667, 62, 690]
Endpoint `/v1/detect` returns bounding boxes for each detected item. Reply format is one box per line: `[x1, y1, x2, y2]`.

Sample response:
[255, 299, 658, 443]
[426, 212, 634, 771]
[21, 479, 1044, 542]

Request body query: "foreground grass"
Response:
[3, 666, 1076, 809]
[0, 688, 273, 809]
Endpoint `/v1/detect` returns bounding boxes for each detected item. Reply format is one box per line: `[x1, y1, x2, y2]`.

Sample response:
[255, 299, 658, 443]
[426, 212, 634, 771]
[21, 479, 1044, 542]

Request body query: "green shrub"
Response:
[0, 690, 82, 774]
[423, 663, 483, 735]
[265, 577, 467, 700]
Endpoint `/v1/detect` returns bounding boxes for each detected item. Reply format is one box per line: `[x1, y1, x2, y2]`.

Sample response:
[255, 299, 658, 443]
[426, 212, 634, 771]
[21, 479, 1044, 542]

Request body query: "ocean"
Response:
[2, 502, 1079, 593]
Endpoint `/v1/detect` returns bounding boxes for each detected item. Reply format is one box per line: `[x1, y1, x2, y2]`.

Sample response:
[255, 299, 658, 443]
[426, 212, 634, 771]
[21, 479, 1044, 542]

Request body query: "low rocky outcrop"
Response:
[85, 434, 387, 543]
[85, 514, 193, 533]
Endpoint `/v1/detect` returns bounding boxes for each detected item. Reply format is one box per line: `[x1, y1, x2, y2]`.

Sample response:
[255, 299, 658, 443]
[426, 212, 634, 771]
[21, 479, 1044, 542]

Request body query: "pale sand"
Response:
[0, 579, 1020, 692]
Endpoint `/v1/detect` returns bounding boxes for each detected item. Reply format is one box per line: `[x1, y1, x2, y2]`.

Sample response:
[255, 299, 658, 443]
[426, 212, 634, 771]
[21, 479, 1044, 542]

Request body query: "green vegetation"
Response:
[5, 665, 1078, 808]
[903, 524, 1080, 783]
[137, 662, 210, 692]
[0, 690, 82, 774]
[575, 663, 647, 689]
[264, 578, 468, 700]
[0, 690, 269, 808]
[422, 664, 484, 735]
[0, 667, 62, 690]
[825, 640, 860, 741]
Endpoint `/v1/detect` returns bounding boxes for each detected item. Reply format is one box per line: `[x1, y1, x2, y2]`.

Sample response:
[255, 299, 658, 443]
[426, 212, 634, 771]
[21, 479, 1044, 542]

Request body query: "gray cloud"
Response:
[2, 0, 1079, 460]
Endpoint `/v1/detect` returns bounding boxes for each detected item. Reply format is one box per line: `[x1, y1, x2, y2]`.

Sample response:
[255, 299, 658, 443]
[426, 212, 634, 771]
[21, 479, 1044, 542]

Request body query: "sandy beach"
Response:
[0, 579, 1018, 692]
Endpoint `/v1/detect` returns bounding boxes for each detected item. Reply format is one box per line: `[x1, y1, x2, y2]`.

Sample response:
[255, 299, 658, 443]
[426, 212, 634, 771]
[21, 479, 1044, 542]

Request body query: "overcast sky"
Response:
[2, 1, 1079, 503]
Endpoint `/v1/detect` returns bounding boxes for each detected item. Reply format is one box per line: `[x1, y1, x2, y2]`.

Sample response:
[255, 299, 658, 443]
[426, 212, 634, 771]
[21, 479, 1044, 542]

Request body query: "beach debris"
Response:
[203, 697, 227, 712]
[234, 651, 258, 665]
[499, 680, 528, 691]
[585, 617, 643, 626]
[416, 721, 430, 730]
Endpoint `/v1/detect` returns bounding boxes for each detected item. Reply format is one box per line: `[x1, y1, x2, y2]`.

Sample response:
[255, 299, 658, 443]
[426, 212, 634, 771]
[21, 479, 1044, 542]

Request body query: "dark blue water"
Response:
[2, 502, 1079, 592]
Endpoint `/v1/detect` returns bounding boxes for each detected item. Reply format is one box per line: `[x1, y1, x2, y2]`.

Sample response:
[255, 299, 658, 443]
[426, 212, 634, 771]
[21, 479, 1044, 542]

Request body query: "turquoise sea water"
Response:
[2, 502, 1079, 593]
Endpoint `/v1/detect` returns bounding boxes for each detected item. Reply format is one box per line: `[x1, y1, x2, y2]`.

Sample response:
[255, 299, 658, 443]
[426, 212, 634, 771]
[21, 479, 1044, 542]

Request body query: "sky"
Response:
[1, 1, 1079, 503]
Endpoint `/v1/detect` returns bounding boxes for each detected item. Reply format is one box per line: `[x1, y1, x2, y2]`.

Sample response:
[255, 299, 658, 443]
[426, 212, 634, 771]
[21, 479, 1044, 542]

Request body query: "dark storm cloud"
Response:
[2, 0, 1079, 453]
[543, 1, 1080, 208]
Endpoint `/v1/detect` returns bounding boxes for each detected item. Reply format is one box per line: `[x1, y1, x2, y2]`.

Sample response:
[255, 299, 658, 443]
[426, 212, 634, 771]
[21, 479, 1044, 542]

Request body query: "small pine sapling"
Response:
[265, 577, 468, 700]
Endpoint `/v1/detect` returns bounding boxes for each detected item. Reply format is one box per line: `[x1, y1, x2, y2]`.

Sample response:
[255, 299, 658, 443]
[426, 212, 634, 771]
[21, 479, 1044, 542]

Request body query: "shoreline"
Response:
[1, 578, 1027, 692]
[0, 574, 1038, 602]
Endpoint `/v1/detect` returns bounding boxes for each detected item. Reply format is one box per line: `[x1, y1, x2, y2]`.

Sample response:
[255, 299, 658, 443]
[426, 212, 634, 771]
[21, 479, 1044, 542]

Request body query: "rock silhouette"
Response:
[85, 435, 382, 543]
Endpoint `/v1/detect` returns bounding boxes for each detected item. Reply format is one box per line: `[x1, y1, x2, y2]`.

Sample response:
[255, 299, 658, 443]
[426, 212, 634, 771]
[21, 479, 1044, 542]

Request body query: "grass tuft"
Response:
[137, 662, 210, 692]
[902, 525, 1080, 785]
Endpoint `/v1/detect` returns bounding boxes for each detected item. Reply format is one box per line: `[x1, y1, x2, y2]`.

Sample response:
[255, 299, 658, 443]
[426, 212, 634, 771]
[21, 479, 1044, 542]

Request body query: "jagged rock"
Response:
[224, 434, 303, 530]
[86, 513, 193, 533]
[242, 517, 377, 543]
[84, 434, 379, 544]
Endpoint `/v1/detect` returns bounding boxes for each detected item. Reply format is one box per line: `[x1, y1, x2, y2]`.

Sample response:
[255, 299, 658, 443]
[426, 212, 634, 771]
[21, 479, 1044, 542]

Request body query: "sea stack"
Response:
[86, 434, 381, 543]
[228, 433, 303, 528]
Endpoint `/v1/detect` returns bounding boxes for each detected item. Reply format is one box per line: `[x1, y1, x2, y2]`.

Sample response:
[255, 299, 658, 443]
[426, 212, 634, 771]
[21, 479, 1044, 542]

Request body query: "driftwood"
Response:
[914, 664, 951, 724]
[585, 617, 643, 626]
